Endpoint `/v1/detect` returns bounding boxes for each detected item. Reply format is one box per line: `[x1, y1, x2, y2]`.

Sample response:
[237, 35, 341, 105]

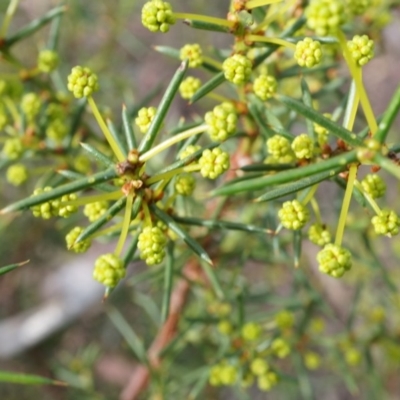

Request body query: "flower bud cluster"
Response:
[135, 106, 157, 134]
[141, 1, 176, 33]
[67, 66, 99, 98]
[294, 38, 322, 68]
[138, 225, 167, 265]
[278, 200, 310, 230]
[253, 74, 277, 101]
[317, 244, 352, 278]
[93, 253, 125, 287]
[66, 226, 92, 253]
[347, 35, 374, 66]
[180, 44, 203, 68]
[222, 54, 252, 85]
[205, 102, 237, 142]
[199, 148, 230, 179]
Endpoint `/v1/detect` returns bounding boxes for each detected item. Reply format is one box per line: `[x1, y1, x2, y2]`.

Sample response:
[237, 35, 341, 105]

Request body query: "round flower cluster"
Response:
[179, 76, 201, 99]
[241, 322, 262, 341]
[21, 93, 41, 121]
[135, 106, 157, 134]
[253, 74, 277, 101]
[179, 144, 201, 161]
[209, 363, 238, 386]
[306, 0, 347, 36]
[317, 244, 352, 278]
[361, 174, 386, 198]
[347, 35, 374, 67]
[308, 223, 331, 246]
[67, 66, 99, 98]
[84, 201, 109, 222]
[347, 0, 371, 15]
[30, 187, 60, 219]
[46, 119, 68, 142]
[204, 102, 237, 142]
[138, 226, 167, 265]
[314, 113, 332, 145]
[198, 148, 230, 179]
[175, 173, 196, 196]
[371, 209, 400, 237]
[271, 338, 290, 359]
[180, 43, 203, 68]
[93, 253, 125, 287]
[291, 134, 314, 160]
[58, 194, 78, 218]
[278, 200, 310, 230]
[222, 54, 252, 85]
[6, 164, 28, 186]
[3, 138, 24, 160]
[274, 310, 295, 330]
[65, 226, 92, 253]
[266, 135, 294, 161]
[294, 38, 322, 68]
[141, 0, 175, 33]
[37, 50, 59, 73]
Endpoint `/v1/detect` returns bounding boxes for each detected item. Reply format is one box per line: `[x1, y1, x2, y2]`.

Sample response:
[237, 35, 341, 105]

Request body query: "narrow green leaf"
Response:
[255, 169, 342, 202]
[183, 19, 231, 33]
[107, 119, 128, 158]
[154, 45, 180, 59]
[107, 307, 149, 366]
[0, 370, 66, 386]
[374, 153, 400, 180]
[1, 167, 119, 214]
[0, 260, 29, 276]
[6, 6, 66, 47]
[241, 163, 295, 172]
[57, 170, 116, 193]
[212, 150, 357, 196]
[277, 95, 363, 147]
[190, 72, 225, 104]
[150, 205, 213, 265]
[172, 215, 267, 234]
[161, 242, 174, 323]
[293, 230, 302, 269]
[66, 98, 87, 149]
[123, 231, 140, 267]
[334, 176, 366, 208]
[248, 101, 273, 138]
[374, 85, 400, 143]
[75, 197, 127, 244]
[47, 3, 64, 51]
[138, 60, 189, 153]
[80, 142, 114, 167]
[301, 79, 316, 141]
[122, 105, 137, 150]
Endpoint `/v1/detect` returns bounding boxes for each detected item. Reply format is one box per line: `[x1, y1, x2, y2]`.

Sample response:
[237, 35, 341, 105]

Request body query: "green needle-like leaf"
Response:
[190, 72, 225, 104]
[277, 94, 364, 147]
[138, 60, 189, 153]
[212, 150, 358, 196]
[255, 169, 342, 202]
[0, 370, 66, 386]
[301, 78, 316, 141]
[107, 119, 128, 158]
[122, 105, 137, 150]
[183, 19, 231, 33]
[1, 167, 119, 214]
[172, 215, 267, 234]
[80, 143, 114, 167]
[107, 307, 149, 366]
[374, 85, 400, 144]
[150, 205, 213, 265]
[0, 260, 29, 276]
[6, 6, 66, 47]
[75, 197, 127, 244]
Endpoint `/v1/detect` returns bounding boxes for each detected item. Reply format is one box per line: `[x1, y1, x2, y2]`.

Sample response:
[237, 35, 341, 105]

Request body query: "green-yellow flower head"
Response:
[38, 49, 59, 73]
[347, 35, 374, 66]
[253, 74, 277, 101]
[222, 54, 252, 85]
[278, 200, 310, 230]
[135, 106, 157, 134]
[306, 0, 347, 36]
[21, 93, 41, 121]
[308, 223, 331, 246]
[67, 66, 99, 98]
[138, 226, 167, 265]
[175, 173, 196, 196]
[180, 44, 203, 68]
[294, 38, 322, 68]
[141, 0, 175, 33]
[361, 174, 386, 198]
[205, 102, 237, 142]
[371, 209, 400, 237]
[6, 164, 28, 186]
[66, 226, 92, 253]
[93, 253, 125, 287]
[347, 0, 371, 15]
[84, 201, 109, 222]
[317, 244, 352, 278]
[199, 148, 230, 179]
[291, 134, 315, 160]
[179, 76, 201, 99]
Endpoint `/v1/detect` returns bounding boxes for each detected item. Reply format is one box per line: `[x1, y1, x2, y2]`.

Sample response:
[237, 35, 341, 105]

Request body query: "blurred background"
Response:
[1, 1, 400, 399]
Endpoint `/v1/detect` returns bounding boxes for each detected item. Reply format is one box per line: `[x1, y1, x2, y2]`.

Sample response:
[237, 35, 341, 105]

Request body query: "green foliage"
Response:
[1, 0, 400, 399]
